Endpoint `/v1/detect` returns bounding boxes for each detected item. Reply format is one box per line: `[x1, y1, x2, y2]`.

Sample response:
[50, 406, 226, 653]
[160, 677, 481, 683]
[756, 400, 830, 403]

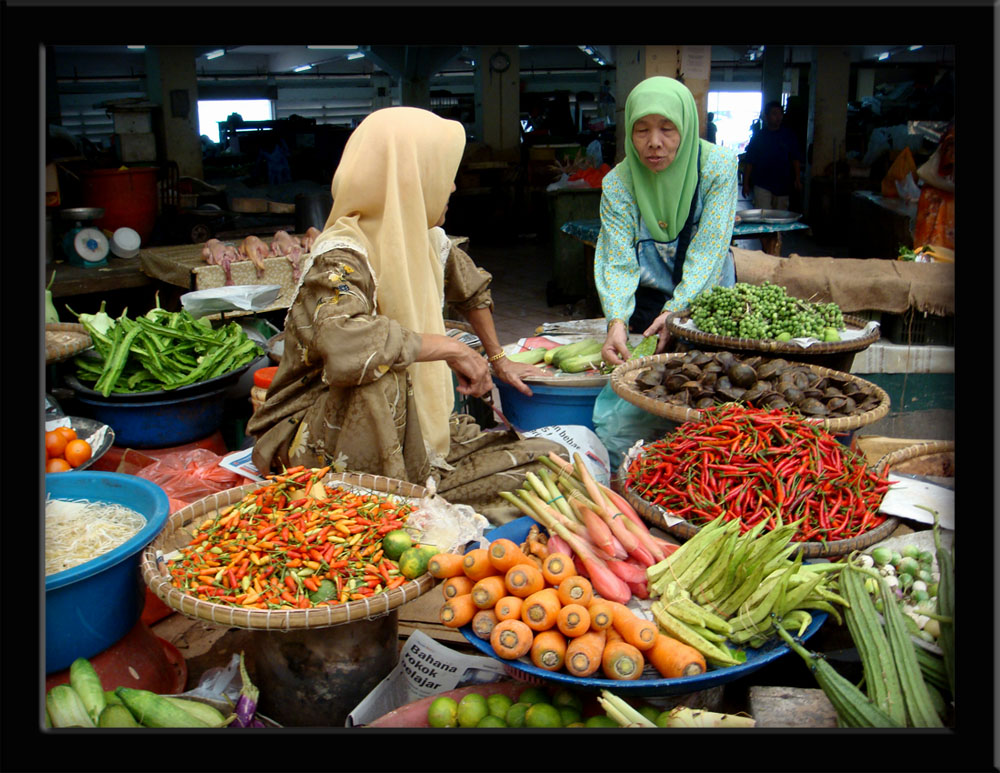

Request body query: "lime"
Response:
[638, 704, 660, 723]
[382, 529, 412, 561]
[823, 327, 841, 343]
[308, 578, 337, 604]
[398, 546, 433, 579]
[504, 702, 530, 728]
[427, 696, 459, 728]
[584, 714, 619, 728]
[486, 693, 513, 719]
[476, 714, 507, 728]
[558, 706, 582, 726]
[525, 703, 562, 728]
[565, 721, 585, 728]
[655, 710, 673, 728]
[550, 687, 583, 714]
[517, 686, 549, 705]
[457, 693, 490, 728]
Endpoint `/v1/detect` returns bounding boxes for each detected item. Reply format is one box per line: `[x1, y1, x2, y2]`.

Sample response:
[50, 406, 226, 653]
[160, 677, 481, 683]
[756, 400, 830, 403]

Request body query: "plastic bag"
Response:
[880, 146, 917, 198]
[135, 448, 248, 504]
[591, 382, 679, 473]
[404, 479, 491, 553]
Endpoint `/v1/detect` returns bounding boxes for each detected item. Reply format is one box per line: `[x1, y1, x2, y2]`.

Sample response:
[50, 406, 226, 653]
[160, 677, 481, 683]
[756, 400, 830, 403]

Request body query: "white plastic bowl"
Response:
[110, 227, 141, 258]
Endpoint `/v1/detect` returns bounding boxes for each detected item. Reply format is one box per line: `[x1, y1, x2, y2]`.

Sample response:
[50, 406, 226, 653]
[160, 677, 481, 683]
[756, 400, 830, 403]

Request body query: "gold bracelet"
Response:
[607, 318, 626, 331]
[487, 351, 507, 363]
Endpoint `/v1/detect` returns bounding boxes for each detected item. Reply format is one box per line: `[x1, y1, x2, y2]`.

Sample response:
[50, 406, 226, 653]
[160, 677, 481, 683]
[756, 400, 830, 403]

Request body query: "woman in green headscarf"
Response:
[594, 76, 738, 366]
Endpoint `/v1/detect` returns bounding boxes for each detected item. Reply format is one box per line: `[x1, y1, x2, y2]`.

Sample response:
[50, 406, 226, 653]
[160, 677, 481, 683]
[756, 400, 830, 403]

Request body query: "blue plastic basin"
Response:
[496, 380, 604, 432]
[45, 472, 170, 673]
[72, 385, 228, 448]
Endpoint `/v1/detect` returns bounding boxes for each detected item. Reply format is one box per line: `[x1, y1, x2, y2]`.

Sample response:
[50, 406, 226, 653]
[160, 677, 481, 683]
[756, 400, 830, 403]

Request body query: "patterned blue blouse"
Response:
[594, 141, 738, 326]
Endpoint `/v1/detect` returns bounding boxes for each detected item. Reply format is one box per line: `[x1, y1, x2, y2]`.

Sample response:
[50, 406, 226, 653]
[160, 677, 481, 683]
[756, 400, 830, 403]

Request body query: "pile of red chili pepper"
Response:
[166, 465, 416, 609]
[625, 403, 892, 543]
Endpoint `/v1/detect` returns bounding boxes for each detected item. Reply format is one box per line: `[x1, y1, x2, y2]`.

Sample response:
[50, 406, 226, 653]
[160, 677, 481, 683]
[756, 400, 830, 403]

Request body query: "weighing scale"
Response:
[60, 207, 110, 268]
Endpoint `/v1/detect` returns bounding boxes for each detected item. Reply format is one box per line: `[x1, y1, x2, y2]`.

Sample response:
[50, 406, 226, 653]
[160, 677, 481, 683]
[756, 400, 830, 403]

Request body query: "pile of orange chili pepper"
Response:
[625, 403, 892, 543]
[166, 465, 417, 609]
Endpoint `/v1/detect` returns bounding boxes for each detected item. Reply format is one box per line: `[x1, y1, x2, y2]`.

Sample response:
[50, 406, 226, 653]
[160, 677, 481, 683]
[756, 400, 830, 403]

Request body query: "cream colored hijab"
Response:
[315, 107, 466, 458]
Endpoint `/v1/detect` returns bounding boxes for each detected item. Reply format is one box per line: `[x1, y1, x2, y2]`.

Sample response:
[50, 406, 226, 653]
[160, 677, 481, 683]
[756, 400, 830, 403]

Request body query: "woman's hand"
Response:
[417, 334, 494, 398]
[491, 356, 545, 397]
[601, 320, 631, 367]
[644, 311, 674, 354]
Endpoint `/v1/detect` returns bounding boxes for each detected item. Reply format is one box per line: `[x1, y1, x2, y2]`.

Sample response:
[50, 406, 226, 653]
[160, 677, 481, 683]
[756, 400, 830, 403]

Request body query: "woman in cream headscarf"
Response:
[595, 76, 738, 366]
[247, 107, 563, 523]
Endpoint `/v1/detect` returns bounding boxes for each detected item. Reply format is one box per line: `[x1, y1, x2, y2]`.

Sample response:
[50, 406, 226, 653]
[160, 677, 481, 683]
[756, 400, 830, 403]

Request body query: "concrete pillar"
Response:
[476, 46, 520, 158]
[855, 68, 876, 101]
[613, 45, 710, 164]
[400, 77, 431, 110]
[761, 46, 785, 109]
[806, 46, 851, 180]
[144, 46, 203, 179]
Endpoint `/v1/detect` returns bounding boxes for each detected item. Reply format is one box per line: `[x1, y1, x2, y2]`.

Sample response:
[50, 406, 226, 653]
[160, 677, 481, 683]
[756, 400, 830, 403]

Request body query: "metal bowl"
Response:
[60, 207, 105, 222]
[736, 208, 802, 224]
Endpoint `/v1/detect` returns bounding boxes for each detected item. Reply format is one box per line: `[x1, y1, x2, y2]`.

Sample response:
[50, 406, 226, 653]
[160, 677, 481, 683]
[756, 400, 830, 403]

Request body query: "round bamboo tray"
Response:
[140, 472, 438, 631]
[874, 440, 955, 478]
[610, 353, 891, 435]
[665, 311, 880, 356]
[46, 322, 93, 364]
[615, 449, 899, 560]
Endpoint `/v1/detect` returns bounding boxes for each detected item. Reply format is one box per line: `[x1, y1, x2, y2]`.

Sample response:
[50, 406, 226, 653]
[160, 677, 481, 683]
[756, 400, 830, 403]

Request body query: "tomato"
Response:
[64, 439, 93, 468]
[55, 426, 78, 443]
[45, 431, 67, 459]
[46, 457, 72, 473]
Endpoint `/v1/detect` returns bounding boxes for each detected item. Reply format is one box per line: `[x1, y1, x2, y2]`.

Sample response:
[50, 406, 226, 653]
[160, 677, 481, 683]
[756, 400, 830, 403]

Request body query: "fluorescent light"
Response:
[877, 51, 890, 60]
[127, 45, 145, 50]
[294, 64, 313, 72]
[346, 52, 365, 60]
[307, 45, 358, 50]
[205, 49, 225, 60]
[909, 45, 923, 51]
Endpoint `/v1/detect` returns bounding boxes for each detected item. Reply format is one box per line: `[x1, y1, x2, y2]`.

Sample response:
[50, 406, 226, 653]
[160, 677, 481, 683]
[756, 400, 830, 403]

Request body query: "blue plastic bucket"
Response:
[495, 380, 605, 432]
[72, 385, 229, 448]
[45, 472, 170, 673]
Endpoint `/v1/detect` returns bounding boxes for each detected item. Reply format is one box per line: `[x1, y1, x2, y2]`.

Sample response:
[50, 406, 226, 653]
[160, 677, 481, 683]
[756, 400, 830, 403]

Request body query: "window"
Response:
[707, 91, 763, 154]
[197, 99, 273, 144]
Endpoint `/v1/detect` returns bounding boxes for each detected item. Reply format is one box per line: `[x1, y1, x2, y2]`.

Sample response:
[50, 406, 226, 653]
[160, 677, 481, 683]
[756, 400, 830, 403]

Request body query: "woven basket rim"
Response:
[665, 311, 879, 355]
[46, 322, 93, 364]
[615, 458, 898, 559]
[140, 471, 439, 631]
[610, 353, 891, 432]
[874, 440, 955, 474]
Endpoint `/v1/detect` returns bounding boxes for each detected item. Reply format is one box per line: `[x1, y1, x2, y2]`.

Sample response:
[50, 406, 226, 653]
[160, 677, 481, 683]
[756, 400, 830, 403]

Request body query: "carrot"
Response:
[609, 602, 658, 651]
[556, 603, 591, 638]
[441, 575, 474, 601]
[587, 599, 615, 632]
[564, 630, 607, 678]
[490, 618, 534, 660]
[439, 593, 478, 628]
[557, 575, 593, 607]
[601, 638, 646, 681]
[471, 608, 499, 641]
[488, 538, 532, 573]
[463, 548, 501, 582]
[427, 552, 465, 579]
[471, 575, 508, 610]
[504, 563, 545, 598]
[541, 552, 577, 587]
[530, 629, 568, 672]
[520, 587, 562, 632]
[647, 632, 707, 679]
[494, 595, 524, 622]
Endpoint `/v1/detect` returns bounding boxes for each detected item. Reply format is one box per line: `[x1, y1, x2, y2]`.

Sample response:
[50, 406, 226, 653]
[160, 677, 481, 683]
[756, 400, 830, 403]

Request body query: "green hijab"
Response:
[618, 76, 704, 242]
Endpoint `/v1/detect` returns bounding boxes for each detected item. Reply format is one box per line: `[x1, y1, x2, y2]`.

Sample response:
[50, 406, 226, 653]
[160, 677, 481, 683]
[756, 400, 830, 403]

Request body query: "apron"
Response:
[628, 146, 736, 332]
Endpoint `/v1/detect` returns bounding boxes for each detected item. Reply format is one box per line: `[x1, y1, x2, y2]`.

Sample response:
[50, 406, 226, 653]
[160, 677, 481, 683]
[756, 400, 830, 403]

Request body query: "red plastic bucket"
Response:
[81, 167, 159, 244]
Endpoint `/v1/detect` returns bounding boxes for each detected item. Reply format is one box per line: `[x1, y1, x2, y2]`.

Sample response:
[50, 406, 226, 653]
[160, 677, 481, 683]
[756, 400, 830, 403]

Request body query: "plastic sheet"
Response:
[134, 448, 248, 504]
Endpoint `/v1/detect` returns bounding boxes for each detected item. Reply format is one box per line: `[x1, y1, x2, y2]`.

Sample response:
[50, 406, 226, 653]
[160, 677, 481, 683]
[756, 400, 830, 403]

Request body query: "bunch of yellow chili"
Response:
[167, 466, 416, 609]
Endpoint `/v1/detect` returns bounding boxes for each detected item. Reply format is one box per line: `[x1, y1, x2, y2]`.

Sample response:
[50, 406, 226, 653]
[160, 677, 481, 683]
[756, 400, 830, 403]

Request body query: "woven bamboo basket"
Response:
[665, 311, 880, 356]
[46, 322, 93, 364]
[140, 472, 438, 631]
[614, 431, 901, 560]
[610, 353, 891, 435]
[874, 440, 955, 478]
